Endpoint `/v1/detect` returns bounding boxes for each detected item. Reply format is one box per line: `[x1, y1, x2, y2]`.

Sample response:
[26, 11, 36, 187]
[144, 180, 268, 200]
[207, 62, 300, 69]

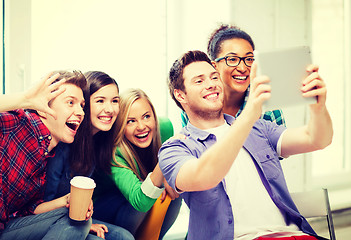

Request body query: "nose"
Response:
[104, 102, 113, 113]
[75, 104, 85, 117]
[236, 60, 247, 72]
[136, 120, 146, 130]
[205, 78, 216, 90]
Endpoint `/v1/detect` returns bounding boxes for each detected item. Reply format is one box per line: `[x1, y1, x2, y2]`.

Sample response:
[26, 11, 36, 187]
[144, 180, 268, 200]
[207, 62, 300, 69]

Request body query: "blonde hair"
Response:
[113, 88, 161, 180]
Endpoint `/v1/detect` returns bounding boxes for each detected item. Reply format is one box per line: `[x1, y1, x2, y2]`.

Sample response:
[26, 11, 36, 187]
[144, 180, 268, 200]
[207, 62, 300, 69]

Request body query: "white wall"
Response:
[2, 0, 319, 193]
[4, 0, 350, 208]
[5, 0, 31, 93]
[229, 0, 311, 192]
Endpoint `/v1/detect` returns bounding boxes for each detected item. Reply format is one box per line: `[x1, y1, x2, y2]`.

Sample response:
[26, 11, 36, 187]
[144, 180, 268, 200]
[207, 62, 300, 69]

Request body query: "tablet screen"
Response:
[254, 46, 317, 110]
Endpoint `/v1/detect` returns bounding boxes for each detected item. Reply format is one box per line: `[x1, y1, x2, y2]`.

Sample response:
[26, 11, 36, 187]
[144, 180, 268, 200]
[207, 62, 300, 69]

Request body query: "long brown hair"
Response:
[70, 71, 119, 175]
[113, 88, 161, 180]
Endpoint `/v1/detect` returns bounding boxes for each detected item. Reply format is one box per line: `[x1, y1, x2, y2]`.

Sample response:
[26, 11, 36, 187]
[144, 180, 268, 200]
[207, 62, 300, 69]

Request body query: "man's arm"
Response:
[281, 65, 333, 157]
[175, 63, 271, 192]
[0, 72, 65, 118]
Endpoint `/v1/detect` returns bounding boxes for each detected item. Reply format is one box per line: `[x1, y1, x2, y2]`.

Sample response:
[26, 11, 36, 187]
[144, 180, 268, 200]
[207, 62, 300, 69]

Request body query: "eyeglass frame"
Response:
[214, 55, 254, 67]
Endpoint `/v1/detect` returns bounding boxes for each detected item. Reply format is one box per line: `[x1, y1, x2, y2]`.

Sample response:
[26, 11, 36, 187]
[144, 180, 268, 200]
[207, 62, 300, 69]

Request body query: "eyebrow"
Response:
[127, 110, 151, 120]
[93, 95, 120, 99]
[66, 95, 85, 104]
[142, 110, 151, 117]
[192, 71, 219, 81]
[225, 51, 254, 56]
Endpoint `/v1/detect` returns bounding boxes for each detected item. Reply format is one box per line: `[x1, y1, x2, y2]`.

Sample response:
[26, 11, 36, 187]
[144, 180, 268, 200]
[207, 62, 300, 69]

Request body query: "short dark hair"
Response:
[207, 24, 255, 61]
[48, 70, 86, 106]
[52, 70, 87, 89]
[168, 50, 212, 110]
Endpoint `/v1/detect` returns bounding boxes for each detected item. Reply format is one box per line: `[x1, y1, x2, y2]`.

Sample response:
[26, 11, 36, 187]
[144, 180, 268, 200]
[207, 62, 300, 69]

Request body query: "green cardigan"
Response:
[93, 117, 174, 212]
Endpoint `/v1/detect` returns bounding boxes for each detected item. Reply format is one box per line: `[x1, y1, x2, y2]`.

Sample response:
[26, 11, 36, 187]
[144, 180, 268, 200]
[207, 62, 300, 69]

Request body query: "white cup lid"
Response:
[70, 176, 96, 189]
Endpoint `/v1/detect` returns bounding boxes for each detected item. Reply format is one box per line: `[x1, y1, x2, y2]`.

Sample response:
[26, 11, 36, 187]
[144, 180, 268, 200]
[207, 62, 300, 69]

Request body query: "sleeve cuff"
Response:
[277, 129, 287, 157]
[141, 173, 165, 199]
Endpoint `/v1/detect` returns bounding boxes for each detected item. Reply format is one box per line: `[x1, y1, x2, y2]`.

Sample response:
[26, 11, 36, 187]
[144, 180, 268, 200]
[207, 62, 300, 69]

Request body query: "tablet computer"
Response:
[254, 46, 317, 110]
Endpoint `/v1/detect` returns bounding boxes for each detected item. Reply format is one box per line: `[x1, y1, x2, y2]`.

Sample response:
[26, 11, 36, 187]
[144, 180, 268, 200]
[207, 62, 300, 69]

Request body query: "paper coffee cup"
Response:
[69, 176, 96, 221]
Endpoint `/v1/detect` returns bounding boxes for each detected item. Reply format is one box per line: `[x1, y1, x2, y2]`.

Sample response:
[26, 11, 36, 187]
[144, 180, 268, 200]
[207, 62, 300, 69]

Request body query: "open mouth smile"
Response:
[204, 92, 219, 100]
[232, 75, 248, 82]
[98, 116, 113, 123]
[135, 132, 149, 140]
[66, 120, 80, 131]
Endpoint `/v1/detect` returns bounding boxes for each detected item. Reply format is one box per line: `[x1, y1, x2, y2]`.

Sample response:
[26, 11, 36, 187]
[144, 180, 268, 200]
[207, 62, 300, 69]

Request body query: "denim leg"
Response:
[0, 207, 91, 240]
[94, 191, 147, 235]
[86, 219, 134, 240]
[42, 210, 91, 240]
[159, 197, 182, 239]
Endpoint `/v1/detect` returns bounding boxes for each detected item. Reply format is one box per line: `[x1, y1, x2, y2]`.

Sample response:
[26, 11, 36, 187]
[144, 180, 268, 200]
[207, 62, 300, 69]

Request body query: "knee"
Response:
[60, 218, 92, 240]
[109, 227, 135, 240]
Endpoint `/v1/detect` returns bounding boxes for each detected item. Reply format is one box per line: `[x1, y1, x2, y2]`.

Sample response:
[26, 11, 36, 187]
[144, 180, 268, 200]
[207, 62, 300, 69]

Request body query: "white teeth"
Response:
[66, 121, 79, 126]
[136, 132, 148, 138]
[66, 121, 79, 131]
[233, 76, 247, 80]
[99, 116, 112, 121]
[205, 93, 218, 99]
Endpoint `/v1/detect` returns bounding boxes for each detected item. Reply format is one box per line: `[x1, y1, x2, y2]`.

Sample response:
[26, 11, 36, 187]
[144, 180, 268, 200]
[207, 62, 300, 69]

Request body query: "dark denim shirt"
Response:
[44, 143, 95, 201]
[159, 114, 316, 240]
[44, 143, 72, 201]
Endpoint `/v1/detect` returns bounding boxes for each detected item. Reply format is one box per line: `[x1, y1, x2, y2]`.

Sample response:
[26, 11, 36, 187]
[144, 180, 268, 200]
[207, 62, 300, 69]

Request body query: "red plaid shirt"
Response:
[0, 109, 54, 230]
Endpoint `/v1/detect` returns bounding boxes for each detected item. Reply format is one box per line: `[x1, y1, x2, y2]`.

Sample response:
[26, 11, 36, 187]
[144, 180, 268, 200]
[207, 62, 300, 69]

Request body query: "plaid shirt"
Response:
[0, 109, 54, 231]
[181, 86, 286, 127]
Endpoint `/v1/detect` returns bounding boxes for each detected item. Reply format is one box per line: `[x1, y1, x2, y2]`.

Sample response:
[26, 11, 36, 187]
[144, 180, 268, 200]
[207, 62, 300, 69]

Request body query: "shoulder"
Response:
[159, 126, 208, 161]
[0, 109, 45, 134]
[253, 119, 285, 132]
[0, 109, 26, 128]
[249, 119, 286, 145]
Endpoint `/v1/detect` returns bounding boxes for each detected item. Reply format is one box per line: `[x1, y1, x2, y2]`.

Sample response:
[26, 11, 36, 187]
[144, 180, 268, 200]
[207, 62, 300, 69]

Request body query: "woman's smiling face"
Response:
[124, 98, 156, 148]
[90, 83, 120, 135]
[214, 38, 254, 94]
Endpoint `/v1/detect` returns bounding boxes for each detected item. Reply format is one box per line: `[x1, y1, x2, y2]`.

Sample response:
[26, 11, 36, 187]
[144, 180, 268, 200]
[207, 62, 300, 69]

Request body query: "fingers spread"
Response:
[49, 77, 66, 93]
[46, 72, 61, 86]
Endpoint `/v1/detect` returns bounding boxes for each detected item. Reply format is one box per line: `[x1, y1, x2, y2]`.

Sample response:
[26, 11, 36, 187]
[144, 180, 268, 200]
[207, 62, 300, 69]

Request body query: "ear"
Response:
[211, 60, 218, 69]
[174, 89, 187, 104]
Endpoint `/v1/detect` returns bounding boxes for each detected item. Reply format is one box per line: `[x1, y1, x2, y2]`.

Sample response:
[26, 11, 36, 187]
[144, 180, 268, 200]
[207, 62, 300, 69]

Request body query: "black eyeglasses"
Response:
[215, 56, 254, 67]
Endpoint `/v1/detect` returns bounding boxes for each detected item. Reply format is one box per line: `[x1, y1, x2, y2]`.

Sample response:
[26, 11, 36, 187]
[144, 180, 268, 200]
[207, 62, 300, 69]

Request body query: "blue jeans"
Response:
[87, 219, 134, 240]
[93, 191, 182, 239]
[0, 207, 91, 240]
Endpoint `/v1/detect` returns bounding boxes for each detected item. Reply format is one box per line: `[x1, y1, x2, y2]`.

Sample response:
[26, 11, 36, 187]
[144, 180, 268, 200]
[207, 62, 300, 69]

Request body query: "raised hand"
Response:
[244, 62, 271, 120]
[24, 72, 66, 119]
[301, 64, 327, 109]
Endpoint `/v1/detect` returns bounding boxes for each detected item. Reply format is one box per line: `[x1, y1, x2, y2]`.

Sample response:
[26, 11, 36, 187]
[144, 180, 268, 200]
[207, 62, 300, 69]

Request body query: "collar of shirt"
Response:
[184, 114, 235, 141]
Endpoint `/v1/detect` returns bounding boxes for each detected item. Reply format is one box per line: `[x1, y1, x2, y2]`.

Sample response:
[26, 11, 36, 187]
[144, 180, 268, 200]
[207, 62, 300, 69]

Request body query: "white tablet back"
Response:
[255, 46, 317, 110]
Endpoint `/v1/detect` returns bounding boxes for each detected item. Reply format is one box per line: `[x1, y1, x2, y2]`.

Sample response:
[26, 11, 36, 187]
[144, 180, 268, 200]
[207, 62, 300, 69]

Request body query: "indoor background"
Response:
[1, 0, 350, 239]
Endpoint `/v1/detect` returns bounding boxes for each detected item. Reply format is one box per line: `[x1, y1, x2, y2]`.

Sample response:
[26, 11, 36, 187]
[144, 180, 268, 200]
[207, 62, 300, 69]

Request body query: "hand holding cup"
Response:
[69, 176, 96, 221]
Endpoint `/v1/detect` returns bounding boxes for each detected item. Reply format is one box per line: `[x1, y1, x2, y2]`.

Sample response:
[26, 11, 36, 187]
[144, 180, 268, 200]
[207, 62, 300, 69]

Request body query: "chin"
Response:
[62, 136, 75, 144]
[134, 140, 152, 149]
